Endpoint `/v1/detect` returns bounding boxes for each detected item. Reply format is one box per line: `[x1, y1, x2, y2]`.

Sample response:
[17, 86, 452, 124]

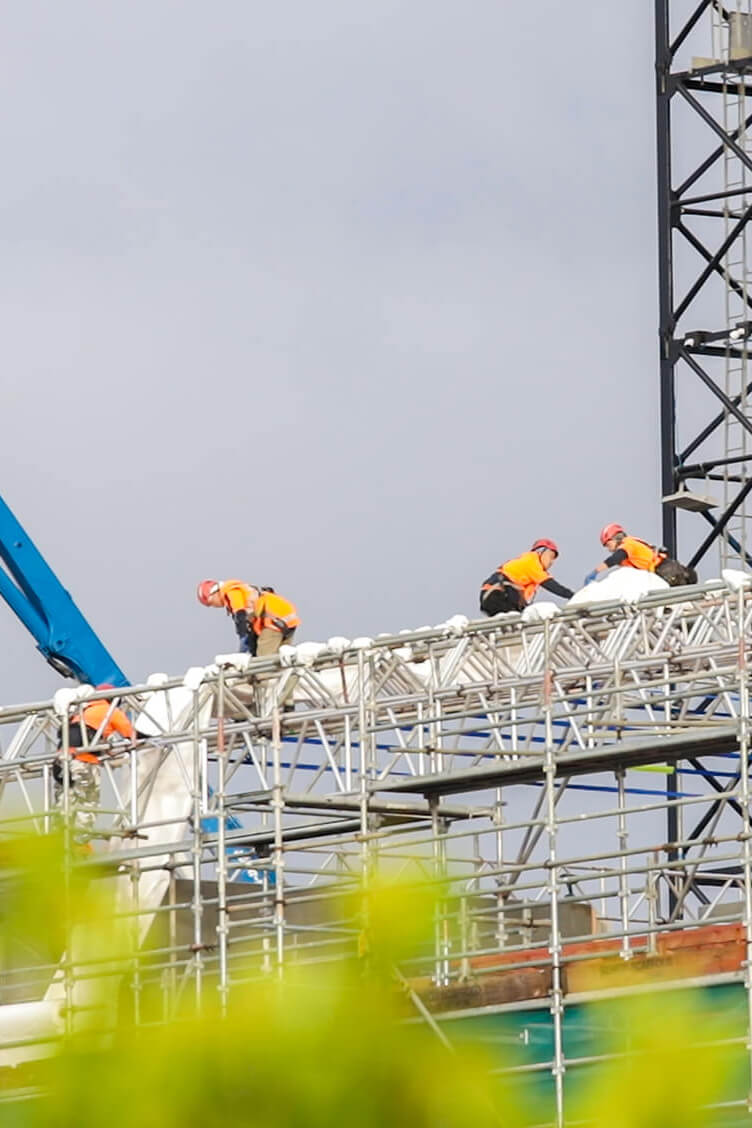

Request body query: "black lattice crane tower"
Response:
[657, 0, 752, 571]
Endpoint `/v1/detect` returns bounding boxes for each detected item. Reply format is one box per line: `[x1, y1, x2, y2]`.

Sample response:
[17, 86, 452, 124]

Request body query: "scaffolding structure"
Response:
[2, 582, 752, 1121]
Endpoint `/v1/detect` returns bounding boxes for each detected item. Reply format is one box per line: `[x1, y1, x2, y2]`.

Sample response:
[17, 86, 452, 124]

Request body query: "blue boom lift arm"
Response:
[0, 495, 127, 687]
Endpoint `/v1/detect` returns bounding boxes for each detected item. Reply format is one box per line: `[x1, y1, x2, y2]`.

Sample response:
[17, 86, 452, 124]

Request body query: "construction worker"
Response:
[53, 688, 135, 839]
[584, 524, 697, 587]
[197, 579, 300, 657]
[480, 539, 574, 615]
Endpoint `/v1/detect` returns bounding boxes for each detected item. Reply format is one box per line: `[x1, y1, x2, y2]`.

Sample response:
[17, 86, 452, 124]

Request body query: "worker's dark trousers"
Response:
[53, 724, 102, 838]
[480, 586, 525, 616]
[239, 632, 257, 656]
[53, 756, 100, 837]
[655, 558, 698, 587]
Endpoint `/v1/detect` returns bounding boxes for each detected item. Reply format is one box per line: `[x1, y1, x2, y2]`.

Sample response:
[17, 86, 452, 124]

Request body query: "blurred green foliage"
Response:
[572, 991, 746, 1128]
[0, 837, 748, 1126]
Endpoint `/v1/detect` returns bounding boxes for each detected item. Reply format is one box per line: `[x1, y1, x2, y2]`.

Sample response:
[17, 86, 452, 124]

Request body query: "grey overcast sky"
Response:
[0, 2, 665, 704]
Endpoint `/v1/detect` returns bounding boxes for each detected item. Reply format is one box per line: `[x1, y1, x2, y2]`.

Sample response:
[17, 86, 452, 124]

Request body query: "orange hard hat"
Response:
[531, 538, 559, 557]
[197, 579, 221, 606]
[600, 523, 625, 546]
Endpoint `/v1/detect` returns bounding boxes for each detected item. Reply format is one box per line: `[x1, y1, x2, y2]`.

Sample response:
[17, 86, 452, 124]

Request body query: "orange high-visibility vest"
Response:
[497, 552, 550, 604]
[253, 591, 300, 636]
[67, 701, 134, 763]
[618, 536, 665, 573]
[219, 579, 258, 613]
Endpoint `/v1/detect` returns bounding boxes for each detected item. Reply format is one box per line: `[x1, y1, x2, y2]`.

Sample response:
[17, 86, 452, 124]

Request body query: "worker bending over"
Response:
[584, 524, 697, 587]
[54, 689, 135, 839]
[480, 539, 574, 615]
[197, 579, 300, 657]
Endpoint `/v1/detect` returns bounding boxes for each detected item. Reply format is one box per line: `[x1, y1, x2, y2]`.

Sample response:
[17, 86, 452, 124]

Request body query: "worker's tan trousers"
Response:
[256, 628, 296, 657]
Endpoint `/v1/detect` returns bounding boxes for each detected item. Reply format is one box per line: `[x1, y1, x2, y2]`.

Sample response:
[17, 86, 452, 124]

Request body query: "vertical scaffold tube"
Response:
[356, 648, 373, 973]
[60, 709, 74, 1038]
[617, 769, 631, 961]
[430, 796, 449, 987]
[216, 670, 229, 1014]
[128, 741, 142, 1025]
[167, 860, 177, 1014]
[190, 687, 204, 1010]
[543, 620, 565, 1127]
[736, 587, 752, 1110]
[494, 788, 508, 950]
[272, 699, 285, 976]
[357, 649, 370, 880]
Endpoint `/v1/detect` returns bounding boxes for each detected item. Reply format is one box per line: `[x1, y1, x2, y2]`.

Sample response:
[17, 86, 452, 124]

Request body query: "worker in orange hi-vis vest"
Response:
[583, 524, 666, 587]
[479, 539, 574, 616]
[54, 688, 136, 839]
[584, 524, 698, 588]
[197, 579, 300, 657]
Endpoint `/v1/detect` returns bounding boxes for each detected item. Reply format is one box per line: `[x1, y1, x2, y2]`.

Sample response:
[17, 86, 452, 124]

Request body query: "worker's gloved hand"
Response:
[583, 570, 599, 586]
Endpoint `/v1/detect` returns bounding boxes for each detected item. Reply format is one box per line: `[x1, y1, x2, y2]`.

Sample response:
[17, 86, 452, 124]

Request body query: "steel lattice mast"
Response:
[657, 0, 752, 571]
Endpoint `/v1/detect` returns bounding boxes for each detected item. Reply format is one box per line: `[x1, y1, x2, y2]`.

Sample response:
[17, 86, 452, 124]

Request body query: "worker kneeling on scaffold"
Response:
[54, 689, 136, 840]
[197, 579, 300, 657]
[583, 524, 698, 587]
[480, 539, 574, 616]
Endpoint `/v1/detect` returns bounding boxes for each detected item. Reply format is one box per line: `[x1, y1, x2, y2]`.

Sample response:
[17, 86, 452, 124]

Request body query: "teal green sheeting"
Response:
[443, 983, 751, 1126]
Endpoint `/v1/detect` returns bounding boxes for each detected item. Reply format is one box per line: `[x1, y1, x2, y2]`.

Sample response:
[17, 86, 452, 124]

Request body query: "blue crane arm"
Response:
[0, 496, 127, 686]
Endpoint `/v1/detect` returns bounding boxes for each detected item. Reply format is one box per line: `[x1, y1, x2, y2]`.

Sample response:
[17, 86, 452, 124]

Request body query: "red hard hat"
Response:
[96, 683, 115, 691]
[531, 538, 559, 556]
[197, 579, 221, 606]
[600, 523, 625, 547]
